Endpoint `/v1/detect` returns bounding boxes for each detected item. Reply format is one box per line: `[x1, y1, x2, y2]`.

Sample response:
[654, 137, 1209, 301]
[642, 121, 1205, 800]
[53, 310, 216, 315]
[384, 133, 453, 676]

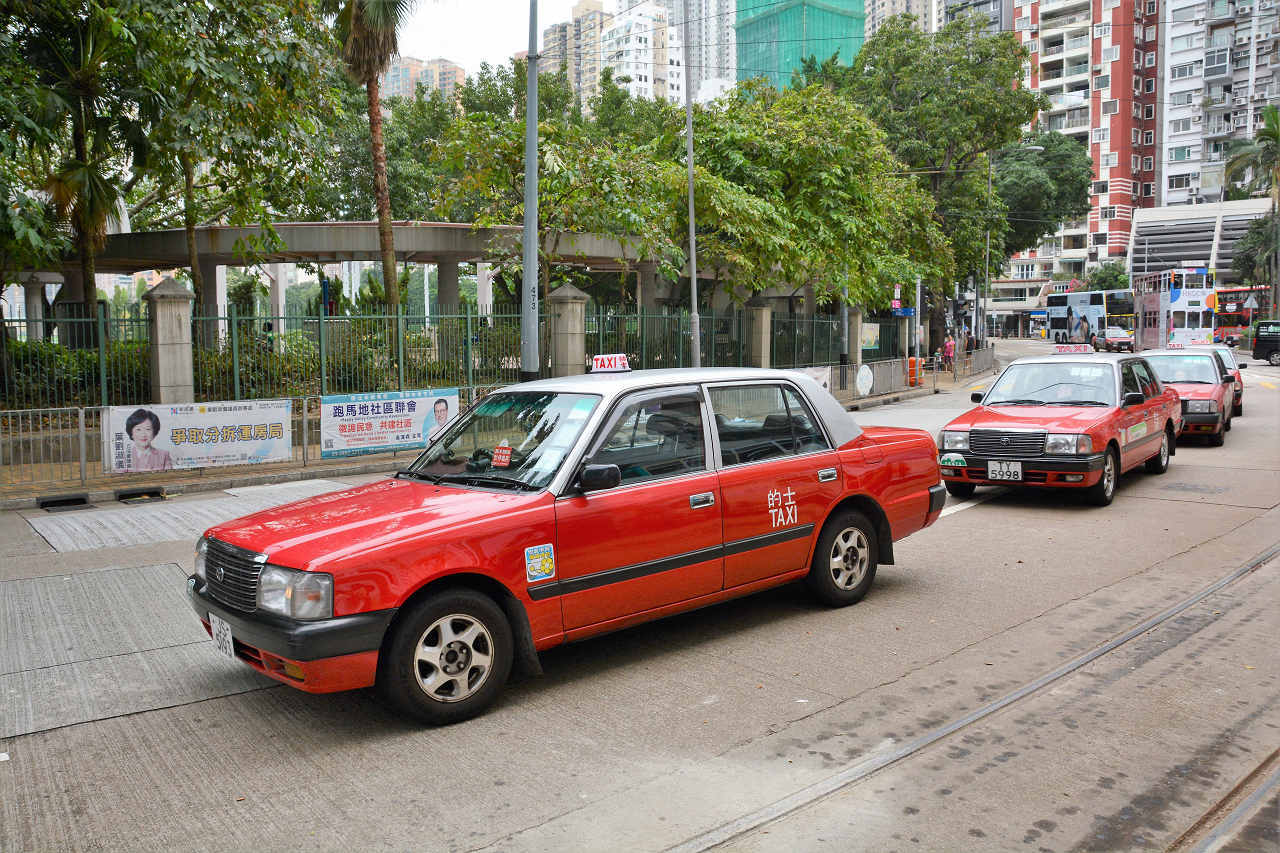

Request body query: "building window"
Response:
[1171, 118, 1192, 133]
[1094, 23, 1111, 38]
[1102, 99, 1120, 115]
[1102, 151, 1119, 167]
[1172, 61, 1204, 79]
[1092, 127, 1110, 142]
[1094, 74, 1111, 89]
[1145, 51, 1157, 67]
[1133, 128, 1141, 144]
[1132, 154, 1141, 170]
[1145, 0, 1157, 12]
[1144, 104, 1156, 119]
[1144, 130, 1155, 144]
[1171, 90, 1194, 106]
[1100, 206, 1118, 220]
[1103, 46, 1121, 62]
[1145, 25, 1157, 41]
[1143, 156, 1154, 170]
[1015, 15, 1030, 29]
[1134, 75, 1144, 94]
[1170, 145, 1198, 161]
[1092, 232, 1109, 245]
[1092, 180, 1109, 194]
[1169, 174, 1192, 189]
[1143, 182, 1155, 196]
[1145, 77, 1156, 93]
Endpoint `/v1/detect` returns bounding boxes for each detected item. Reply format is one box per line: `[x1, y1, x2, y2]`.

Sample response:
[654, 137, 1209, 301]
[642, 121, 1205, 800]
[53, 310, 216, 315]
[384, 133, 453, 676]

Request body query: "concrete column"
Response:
[56, 268, 85, 305]
[197, 257, 226, 316]
[746, 298, 771, 368]
[476, 263, 493, 317]
[23, 275, 45, 341]
[144, 276, 196, 403]
[637, 264, 657, 311]
[802, 285, 816, 316]
[550, 283, 589, 377]
[898, 317, 911, 358]
[437, 261, 460, 313]
[850, 309, 864, 373]
[268, 263, 286, 318]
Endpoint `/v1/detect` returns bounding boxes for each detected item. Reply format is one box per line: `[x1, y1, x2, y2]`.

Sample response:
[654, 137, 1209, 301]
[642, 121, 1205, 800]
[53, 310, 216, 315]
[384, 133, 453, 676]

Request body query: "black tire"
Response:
[1144, 427, 1171, 474]
[945, 481, 976, 499]
[1269, 351, 1280, 367]
[1209, 419, 1226, 446]
[806, 510, 878, 607]
[1233, 401, 1243, 417]
[1224, 414, 1232, 432]
[1086, 447, 1119, 507]
[377, 589, 514, 725]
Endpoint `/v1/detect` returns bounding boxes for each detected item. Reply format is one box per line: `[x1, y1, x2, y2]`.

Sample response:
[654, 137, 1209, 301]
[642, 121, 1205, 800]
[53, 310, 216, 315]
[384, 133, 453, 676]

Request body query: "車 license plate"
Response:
[209, 612, 235, 660]
[987, 460, 1023, 481]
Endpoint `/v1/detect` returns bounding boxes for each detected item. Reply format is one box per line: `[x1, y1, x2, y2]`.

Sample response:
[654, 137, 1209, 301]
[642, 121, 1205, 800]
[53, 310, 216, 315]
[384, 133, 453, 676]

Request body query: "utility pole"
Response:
[520, 0, 540, 382]
[914, 275, 922, 361]
[682, 0, 701, 367]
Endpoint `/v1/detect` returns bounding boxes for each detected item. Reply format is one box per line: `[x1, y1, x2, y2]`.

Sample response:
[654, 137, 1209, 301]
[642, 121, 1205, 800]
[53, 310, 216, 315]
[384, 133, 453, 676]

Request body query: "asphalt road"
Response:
[2, 339, 1278, 853]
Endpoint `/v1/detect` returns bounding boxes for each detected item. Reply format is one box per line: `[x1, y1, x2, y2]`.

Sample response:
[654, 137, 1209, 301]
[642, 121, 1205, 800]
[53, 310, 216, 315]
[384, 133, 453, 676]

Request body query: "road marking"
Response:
[939, 488, 1005, 517]
[969, 383, 986, 391]
[1261, 381, 1277, 390]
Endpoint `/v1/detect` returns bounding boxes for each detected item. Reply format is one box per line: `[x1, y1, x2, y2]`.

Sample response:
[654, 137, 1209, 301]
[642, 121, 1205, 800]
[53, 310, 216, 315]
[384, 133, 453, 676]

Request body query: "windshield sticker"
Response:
[525, 544, 555, 583]
[939, 453, 966, 468]
[768, 487, 797, 528]
[492, 441, 512, 468]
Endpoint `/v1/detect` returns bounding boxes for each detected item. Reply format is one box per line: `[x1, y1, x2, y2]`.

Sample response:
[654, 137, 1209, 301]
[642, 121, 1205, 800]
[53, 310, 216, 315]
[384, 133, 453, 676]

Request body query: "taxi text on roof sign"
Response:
[1054, 344, 1092, 354]
[591, 353, 631, 372]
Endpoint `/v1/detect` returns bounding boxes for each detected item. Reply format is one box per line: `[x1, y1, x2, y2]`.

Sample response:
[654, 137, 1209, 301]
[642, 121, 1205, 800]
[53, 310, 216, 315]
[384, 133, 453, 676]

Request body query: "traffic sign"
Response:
[1244, 294, 1259, 309]
[891, 307, 915, 317]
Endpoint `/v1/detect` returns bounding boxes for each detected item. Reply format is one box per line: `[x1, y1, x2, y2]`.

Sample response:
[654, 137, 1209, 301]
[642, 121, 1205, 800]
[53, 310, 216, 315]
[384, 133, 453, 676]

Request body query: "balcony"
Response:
[1047, 91, 1090, 109]
[1040, 11, 1091, 32]
[1208, 0, 1235, 21]
[1042, 43, 1064, 57]
[1039, 0, 1090, 12]
[1064, 62, 1091, 78]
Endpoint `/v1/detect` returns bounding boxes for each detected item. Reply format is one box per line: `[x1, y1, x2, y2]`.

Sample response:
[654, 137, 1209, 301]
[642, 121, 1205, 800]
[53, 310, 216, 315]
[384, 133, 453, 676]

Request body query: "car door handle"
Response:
[689, 492, 715, 509]
[817, 468, 838, 482]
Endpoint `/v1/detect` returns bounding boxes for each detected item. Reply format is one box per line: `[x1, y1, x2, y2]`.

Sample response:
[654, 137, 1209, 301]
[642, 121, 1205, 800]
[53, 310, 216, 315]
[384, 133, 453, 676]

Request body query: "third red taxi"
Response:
[938, 350, 1183, 506]
[1141, 348, 1235, 445]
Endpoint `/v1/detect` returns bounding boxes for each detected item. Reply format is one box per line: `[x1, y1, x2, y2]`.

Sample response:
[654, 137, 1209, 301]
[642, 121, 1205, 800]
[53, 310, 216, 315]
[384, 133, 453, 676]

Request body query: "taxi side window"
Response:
[709, 384, 826, 466]
[586, 392, 706, 486]
[1133, 361, 1160, 397]
[1121, 362, 1143, 398]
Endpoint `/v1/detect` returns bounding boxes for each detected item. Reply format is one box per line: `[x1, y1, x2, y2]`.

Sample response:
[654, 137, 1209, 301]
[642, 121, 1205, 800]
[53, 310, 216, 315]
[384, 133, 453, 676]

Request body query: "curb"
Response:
[2, 458, 404, 512]
[844, 385, 939, 412]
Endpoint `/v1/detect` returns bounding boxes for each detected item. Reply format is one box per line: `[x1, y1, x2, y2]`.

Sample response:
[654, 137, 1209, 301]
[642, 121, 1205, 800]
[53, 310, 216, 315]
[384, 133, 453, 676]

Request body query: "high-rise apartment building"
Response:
[868, 0, 942, 34]
[1157, 0, 1280, 206]
[943, 0, 1013, 31]
[659, 0, 737, 99]
[378, 56, 464, 99]
[602, 3, 686, 102]
[541, 0, 613, 108]
[426, 59, 465, 99]
[735, 0, 866, 88]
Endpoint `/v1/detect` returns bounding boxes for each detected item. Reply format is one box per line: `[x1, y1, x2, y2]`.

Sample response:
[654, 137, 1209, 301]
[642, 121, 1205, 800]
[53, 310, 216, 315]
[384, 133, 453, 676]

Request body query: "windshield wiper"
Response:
[396, 469, 442, 483]
[436, 473, 540, 491]
[1047, 400, 1110, 406]
[1172, 379, 1213, 384]
[987, 398, 1046, 406]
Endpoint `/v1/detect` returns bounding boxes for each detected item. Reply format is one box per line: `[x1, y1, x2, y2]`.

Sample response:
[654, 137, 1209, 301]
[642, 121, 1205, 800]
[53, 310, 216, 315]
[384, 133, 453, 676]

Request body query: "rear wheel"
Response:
[1086, 448, 1118, 507]
[806, 510, 878, 607]
[1144, 428, 1171, 474]
[377, 589, 514, 725]
[1269, 350, 1280, 366]
[1233, 400, 1243, 417]
[944, 481, 976, 499]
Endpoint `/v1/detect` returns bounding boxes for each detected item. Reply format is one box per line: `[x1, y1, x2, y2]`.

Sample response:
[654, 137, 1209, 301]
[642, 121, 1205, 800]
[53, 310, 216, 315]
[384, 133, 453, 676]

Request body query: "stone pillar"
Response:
[23, 275, 44, 341]
[476, 263, 493, 317]
[550, 283, 589, 377]
[437, 261, 460, 313]
[197, 258, 226, 315]
[637, 264, 658, 311]
[802, 285, 816, 316]
[268, 264, 286, 317]
[746, 298, 771, 368]
[899, 316, 911, 358]
[144, 277, 196, 403]
[850, 309, 864, 373]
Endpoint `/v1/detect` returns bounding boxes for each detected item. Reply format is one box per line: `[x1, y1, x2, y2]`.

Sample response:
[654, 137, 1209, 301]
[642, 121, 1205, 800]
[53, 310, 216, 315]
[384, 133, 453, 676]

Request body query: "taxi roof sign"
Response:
[1054, 344, 1092, 354]
[591, 353, 631, 372]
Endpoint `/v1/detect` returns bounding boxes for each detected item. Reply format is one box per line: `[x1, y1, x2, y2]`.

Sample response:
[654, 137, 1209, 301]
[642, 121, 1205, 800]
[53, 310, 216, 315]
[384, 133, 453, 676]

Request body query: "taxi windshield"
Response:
[1200, 347, 1236, 369]
[404, 392, 600, 491]
[984, 362, 1116, 406]
[1144, 355, 1219, 385]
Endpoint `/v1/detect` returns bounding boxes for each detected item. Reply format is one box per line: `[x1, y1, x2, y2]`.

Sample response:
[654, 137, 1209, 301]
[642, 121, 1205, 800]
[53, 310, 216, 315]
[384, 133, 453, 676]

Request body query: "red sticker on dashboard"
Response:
[492, 445, 512, 467]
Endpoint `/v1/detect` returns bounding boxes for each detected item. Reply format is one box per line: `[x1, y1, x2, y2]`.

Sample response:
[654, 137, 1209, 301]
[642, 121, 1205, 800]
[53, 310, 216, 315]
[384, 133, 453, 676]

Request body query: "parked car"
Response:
[938, 353, 1182, 506]
[1094, 326, 1135, 353]
[1187, 344, 1246, 416]
[189, 367, 946, 724]
[1143, 349, 1234, 446]
[1252, 320, 1280, 366]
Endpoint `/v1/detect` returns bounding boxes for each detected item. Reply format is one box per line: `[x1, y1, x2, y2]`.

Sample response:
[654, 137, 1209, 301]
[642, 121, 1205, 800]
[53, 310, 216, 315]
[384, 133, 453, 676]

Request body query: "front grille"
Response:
[969, 429, 1046, 458]
[205, 538, 264, 612]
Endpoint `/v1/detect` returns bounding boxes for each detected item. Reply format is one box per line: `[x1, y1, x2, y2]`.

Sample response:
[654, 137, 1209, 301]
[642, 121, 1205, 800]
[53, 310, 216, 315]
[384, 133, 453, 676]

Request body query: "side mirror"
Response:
[1239, 363, 1248, 370]
[578, 463, 621, 492]
[971, 391, 984, 403]
[1223, 375, 1234, 384]
[1123, 392, 1146, 407]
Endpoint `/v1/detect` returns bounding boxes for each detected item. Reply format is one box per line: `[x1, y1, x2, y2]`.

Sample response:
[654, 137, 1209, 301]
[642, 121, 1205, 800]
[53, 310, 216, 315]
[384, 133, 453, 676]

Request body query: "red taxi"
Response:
[938, 351, 1182, 506]
[1142, 349, 1234, 445]
[189, 367, 945, 723]
[1187, 344, 1246, 416]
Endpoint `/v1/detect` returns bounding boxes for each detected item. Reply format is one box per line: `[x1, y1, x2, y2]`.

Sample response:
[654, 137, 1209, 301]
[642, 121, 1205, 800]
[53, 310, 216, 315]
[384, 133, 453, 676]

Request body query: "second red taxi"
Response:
[1142, 349, 1235, 445]
[938, 352, 1183, 506]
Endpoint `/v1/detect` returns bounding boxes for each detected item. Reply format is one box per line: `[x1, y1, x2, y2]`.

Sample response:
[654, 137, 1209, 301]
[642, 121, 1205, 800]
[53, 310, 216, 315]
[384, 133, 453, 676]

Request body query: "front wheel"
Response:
[806, 510, 878, 607]
[945, 481, 976, 499]
[1209, 419, 1226, 446]
[377, 589, 514, 725]
[1233, 401, 1243, 417]
[1086, 448, 1118, 507]
[1269, 351, 1280, 367]
[1145, 428, 1170, 474]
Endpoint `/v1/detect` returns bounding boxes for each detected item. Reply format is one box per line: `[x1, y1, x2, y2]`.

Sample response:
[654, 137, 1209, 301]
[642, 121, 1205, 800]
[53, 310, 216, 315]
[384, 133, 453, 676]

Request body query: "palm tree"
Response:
[1225, 105, 1280, 317]
[330, 0, 417, 315]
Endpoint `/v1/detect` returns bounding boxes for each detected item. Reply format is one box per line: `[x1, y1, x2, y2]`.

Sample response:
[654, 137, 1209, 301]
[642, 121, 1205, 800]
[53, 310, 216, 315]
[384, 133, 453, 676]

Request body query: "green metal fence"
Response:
[860, 320, 901, 362]
[191, 306, 547, 402]
[771, 313, 842, 368]
[585, 309, 750, 370]
[1, 305, 151, 409]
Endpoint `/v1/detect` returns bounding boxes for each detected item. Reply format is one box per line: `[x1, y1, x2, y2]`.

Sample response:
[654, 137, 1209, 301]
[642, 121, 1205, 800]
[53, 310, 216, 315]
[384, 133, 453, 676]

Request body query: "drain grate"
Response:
[37, 494, 90, 512]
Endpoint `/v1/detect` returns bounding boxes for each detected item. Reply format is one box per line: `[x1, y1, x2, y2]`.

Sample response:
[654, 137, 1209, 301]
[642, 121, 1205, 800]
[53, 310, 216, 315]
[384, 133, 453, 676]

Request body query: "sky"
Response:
[399, 0, 584, 77]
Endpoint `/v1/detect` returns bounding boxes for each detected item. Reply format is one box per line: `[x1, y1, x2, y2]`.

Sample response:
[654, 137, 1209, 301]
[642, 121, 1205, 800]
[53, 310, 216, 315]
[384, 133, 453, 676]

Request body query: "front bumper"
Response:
[188, 576, 395, 693]
[1180, 412, 1223, 433]
[938, 452, 1106, 488]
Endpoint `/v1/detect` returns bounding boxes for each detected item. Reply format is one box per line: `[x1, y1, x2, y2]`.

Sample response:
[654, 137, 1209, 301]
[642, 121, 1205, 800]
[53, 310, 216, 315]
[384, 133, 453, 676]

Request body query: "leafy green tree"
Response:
[1085, 260, 1128, 292]
[329, 0, 419, 316]
[995, 132, 1092, 255]
[1226, 105, 1280, 313]
[1231, 212, 1279, 284]
[227, 268, 268, 313]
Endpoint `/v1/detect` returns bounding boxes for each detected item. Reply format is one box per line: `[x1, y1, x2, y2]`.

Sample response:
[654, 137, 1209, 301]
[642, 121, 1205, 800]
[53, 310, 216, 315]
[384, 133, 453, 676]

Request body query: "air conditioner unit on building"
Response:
[1234, 95, 1249, 104]
[1239, 4, 1253, 12]
[1092, 63, 1103, 71]
[1188, 187, 1200, 196]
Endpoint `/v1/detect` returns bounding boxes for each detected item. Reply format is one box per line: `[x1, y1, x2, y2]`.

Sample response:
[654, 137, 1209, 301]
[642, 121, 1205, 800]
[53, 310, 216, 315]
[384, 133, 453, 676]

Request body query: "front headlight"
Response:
[1046, 434, 1092, 455]
[1185, 399, 1218, 414]
[258, 565, 333, 620]
[940, 431, 970, 450]
[194, 537, 207, 581]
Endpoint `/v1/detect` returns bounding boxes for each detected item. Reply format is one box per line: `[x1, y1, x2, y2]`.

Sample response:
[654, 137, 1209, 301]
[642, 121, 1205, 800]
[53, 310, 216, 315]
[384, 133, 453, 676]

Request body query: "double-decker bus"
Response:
[1045, 288, 1135, 344]
[1213, 285, 1272, 344]
[1132, 268, 1214, 349]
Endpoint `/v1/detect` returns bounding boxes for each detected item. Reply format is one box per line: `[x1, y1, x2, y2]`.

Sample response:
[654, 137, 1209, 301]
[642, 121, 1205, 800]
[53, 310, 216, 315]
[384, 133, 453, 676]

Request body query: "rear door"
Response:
[708, 382, 844, 590]
[553, 387, 723, 630]
[1117, 360, 1149, 469]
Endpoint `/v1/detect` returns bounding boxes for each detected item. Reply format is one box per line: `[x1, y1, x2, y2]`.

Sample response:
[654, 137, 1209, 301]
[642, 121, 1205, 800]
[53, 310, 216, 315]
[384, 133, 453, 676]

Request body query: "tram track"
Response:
[669, 541, 1280, 853]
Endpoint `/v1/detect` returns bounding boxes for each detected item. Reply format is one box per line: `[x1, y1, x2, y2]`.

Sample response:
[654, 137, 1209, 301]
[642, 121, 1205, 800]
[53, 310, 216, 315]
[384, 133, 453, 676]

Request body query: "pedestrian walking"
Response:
[943, 335, 955, 370]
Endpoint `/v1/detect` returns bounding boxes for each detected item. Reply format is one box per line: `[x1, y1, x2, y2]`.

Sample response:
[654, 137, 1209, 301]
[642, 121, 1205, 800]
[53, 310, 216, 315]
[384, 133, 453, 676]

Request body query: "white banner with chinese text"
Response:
[320, 389, 459, 459]
[103, 400, 293, 473]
